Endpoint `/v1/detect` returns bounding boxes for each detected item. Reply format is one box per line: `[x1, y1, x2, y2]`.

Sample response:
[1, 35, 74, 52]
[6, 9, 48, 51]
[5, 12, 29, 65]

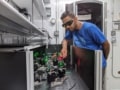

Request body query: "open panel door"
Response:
[74, 0, 104, 90]
[72, 46, 102, 90]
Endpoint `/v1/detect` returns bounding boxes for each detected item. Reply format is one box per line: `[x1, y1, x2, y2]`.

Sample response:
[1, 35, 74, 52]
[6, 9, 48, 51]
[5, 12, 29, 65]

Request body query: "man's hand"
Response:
[60, 48, 67, 58]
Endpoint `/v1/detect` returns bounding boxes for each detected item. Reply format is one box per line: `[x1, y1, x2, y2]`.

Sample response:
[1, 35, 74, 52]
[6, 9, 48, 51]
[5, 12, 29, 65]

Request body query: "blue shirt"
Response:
[64, 22, 107, 68]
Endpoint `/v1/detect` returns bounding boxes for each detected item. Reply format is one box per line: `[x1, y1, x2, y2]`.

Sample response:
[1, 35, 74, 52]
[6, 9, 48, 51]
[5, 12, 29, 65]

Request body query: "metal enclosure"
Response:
[0, 46, 45, 90]
[0, 46, 102, 90]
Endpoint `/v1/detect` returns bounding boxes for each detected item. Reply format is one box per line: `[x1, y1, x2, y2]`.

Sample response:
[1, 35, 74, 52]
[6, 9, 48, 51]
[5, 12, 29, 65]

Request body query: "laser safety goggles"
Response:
[62, 20, 73, 27]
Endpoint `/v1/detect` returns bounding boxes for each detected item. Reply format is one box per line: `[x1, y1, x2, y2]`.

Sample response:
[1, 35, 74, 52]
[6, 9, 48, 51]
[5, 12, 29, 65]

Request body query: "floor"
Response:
[35, 70, 89, 90]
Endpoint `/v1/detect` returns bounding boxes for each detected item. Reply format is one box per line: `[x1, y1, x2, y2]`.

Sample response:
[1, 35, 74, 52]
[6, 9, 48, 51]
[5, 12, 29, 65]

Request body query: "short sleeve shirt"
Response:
[64, 22, 107, 68]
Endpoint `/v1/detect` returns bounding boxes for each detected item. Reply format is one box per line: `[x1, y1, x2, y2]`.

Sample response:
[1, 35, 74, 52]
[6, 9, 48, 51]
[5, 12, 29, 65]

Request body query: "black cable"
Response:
[69, 83, 76, 90]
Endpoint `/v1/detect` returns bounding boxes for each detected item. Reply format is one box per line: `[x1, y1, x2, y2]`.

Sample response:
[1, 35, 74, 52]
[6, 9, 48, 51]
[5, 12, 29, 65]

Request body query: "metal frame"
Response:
[26, 51, 31, 90]
[95, 50, 102, 90]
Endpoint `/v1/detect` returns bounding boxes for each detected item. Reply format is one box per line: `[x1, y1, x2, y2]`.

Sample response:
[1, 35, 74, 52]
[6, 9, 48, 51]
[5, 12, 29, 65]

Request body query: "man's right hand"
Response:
[60, 48, 67, 58]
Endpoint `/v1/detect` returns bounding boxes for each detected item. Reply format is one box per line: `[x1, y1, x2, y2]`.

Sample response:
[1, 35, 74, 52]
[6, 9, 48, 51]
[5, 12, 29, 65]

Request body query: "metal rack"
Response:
[0, 0, 48, 46]
[0, 0, 46, 36]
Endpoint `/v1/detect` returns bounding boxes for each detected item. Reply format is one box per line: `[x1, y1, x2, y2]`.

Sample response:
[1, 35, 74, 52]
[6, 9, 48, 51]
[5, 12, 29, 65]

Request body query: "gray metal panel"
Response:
[0, 52, 27, 90]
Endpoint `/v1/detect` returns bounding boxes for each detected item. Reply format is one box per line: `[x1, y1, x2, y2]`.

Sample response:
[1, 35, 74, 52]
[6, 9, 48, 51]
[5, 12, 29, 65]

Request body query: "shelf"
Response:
[33, 0, 47, 18]
[0, 47, 24, 52]
[0, 0, 45, 36]
[24, 45, 44, 50]
[0, 45, 46, 52]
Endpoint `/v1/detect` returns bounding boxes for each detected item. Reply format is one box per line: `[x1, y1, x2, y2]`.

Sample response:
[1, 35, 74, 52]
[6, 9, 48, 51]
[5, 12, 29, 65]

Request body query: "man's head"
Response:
[61, 11, 78, 31]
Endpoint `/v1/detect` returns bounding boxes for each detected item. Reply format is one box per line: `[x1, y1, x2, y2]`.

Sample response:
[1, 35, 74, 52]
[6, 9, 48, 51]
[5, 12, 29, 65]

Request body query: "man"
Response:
[60, 11, 110, 90]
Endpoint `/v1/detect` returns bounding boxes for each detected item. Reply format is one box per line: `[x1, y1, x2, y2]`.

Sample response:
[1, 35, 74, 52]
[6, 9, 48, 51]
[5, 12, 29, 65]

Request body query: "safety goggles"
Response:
[62, 20, 73, 27]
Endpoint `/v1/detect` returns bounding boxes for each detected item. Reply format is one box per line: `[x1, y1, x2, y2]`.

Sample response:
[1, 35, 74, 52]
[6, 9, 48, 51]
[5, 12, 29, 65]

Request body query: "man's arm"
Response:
[102, 40, 110, 60]
[62, 39, 68, 49]
[61, 39, 69, 58]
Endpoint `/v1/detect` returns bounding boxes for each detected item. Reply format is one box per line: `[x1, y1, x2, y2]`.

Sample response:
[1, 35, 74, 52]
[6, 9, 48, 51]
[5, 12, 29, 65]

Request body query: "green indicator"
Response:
[42, 55, 49, 65]
[34, 52, 40, 58]
[58, 61, 65, 68]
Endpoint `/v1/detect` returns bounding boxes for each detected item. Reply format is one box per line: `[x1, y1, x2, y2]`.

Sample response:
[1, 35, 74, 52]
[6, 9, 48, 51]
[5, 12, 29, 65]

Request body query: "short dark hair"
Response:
[60, 11, 75, 20]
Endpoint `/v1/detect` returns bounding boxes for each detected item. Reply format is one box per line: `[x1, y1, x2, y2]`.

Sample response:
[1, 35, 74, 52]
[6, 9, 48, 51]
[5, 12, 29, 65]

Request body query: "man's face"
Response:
[62, 16, 76, 31]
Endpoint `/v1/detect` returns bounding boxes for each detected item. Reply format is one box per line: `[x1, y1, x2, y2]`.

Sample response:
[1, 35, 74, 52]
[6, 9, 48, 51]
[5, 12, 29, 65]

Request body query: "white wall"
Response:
[34, 0, 76, 44]
[105, 0, 120, 90]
